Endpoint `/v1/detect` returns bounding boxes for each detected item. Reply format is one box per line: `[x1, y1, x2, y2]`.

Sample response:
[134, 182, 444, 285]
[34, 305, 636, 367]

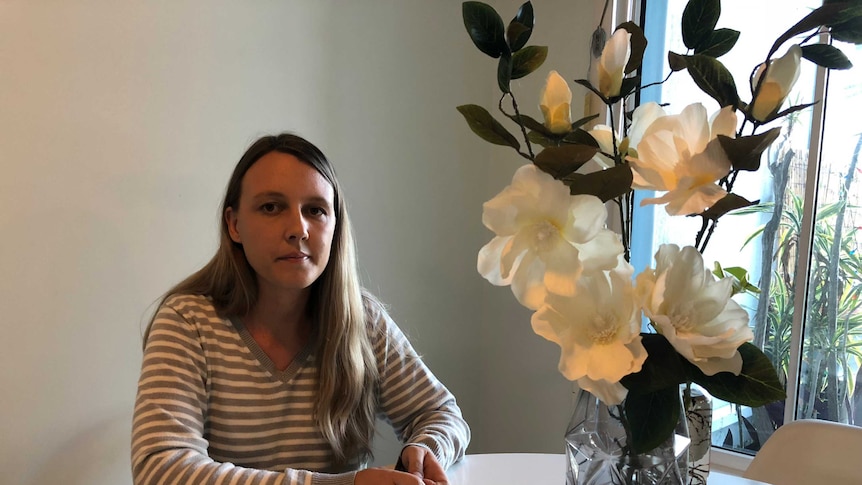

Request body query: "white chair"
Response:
[743, 419, 862, 484]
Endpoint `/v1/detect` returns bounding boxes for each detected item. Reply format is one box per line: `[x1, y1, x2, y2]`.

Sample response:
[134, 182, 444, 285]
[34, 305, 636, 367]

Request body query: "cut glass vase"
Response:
[684, 384, 712, 485]
[565, 388, 690, 485]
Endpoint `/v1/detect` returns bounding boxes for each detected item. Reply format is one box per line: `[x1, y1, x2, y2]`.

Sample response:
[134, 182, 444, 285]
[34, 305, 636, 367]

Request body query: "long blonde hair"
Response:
[145, 133, 379, 464]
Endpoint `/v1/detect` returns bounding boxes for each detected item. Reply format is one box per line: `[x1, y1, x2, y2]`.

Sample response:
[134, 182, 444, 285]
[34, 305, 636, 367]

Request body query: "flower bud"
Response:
[750, 44, 802, 122]
[598, 29, 631, 98]
[539, 70, 573, 134]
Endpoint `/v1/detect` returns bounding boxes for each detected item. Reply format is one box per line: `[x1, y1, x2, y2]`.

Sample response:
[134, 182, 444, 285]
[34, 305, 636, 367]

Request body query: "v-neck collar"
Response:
[231, 317, 314, 384]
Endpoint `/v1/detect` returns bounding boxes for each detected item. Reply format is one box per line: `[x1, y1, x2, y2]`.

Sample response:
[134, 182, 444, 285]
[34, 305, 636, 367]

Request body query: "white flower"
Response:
[628, 103, 738, 216]
[635, 244, 754, 376]
[532, 268, 646, 405]
[540, 70, 573, 134]
[628, 102, 667, 152]
[575, 228, 624, 274]
[598, 29, 631, 98]
[587, 125, 617, 169]
[477, 164, 611, 310]
[588, 102, 666, 170]
[750, 44, 802, 122]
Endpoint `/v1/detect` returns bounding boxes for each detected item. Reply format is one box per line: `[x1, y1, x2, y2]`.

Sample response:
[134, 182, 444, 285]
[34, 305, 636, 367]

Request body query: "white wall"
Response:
[0, 1, 595, 483]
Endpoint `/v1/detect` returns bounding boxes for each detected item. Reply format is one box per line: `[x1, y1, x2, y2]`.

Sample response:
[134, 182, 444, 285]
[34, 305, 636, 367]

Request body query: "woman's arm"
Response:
[372, 307, 471, 470]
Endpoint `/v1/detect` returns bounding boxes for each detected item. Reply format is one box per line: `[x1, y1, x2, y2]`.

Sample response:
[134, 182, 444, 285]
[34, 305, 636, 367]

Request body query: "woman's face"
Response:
[226, 151, 336, 299]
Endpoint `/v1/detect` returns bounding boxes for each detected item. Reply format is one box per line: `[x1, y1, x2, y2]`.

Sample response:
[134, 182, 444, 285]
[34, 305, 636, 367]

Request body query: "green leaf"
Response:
[527, 130, 556, 148]
[462, 1, 509, 59]
[769, 2, 849, 58]
[801, 43, 853, 69]
[693, 343, 787, 407]
[573, 78, 608, 104]
[682, 0, 721, 50]
[684, 54, 740, 108]
[456, 104, 520, 149]
[716, 265, 761, 295]
[534, 145, 597, 179]
[506, 22, 530, 52]
[563, 126, 600, 146]
[717, 127, 781, 172]
[505, 112, 551, 136]
[510, 45, 548, 79]
[621, 334, 688, 393]
[625, 387, 681, 454]
[700, 193, 757, 220]
[769, 101, 818, 124]
[562, 164, 633, 201]
[506, 2, 534, 51]
[497, 52, 512, 93]
[667, 51, 688, 72]
[616, 21, 648, 74]
[829, 6, 862, 43]
[722, 266, 750, 282]
[695, 28, 740, 58]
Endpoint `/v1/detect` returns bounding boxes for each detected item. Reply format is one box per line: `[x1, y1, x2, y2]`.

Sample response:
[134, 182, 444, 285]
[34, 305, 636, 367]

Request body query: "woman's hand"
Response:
[354, 467, 438, 485]
[399, 445, 448, 484]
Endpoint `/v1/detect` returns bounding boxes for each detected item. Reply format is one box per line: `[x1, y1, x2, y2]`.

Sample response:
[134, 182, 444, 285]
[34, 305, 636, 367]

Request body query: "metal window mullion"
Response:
[783, 52, 830, 426]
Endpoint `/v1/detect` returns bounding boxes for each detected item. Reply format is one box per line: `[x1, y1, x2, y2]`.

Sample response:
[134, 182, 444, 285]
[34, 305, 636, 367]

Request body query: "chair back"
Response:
[743, 419, 862, 485]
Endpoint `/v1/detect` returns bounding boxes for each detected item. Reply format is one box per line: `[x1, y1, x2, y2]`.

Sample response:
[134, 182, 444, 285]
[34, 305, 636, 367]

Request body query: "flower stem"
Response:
[607, 106, 632, 259]
[506, 93, 535, 160]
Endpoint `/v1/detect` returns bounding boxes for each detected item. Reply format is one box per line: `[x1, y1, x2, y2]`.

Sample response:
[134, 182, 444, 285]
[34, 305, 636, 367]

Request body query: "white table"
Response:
[445, 453, 770, 485]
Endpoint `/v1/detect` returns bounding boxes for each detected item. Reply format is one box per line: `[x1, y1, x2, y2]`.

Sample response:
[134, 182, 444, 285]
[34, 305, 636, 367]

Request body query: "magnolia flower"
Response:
[577, 232, 624, 277]
[750, 44, 802, 122]
[628, 103, 737, 216]
[532, 269, 646, 405]
[635, 244, 754, 376]
[598, 28, 631, 98]
[540, 70, 573, 134]
[588, 102, 666, 169]
[477, 164, 611, 309]
[628, 102, 667, 150]
[587, 125, 617, 169]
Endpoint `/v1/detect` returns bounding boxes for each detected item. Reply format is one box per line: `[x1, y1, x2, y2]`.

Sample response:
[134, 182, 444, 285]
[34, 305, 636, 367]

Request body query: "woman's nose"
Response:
[284, 212, 309, 241]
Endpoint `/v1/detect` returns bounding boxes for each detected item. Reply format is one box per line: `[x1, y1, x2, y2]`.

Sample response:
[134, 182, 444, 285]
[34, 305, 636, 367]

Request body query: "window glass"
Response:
[639, 0, 862, 454]
[798, 41, 862, 426]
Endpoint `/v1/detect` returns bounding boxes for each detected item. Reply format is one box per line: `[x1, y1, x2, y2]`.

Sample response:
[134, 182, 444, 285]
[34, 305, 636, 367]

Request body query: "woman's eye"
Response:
[308, 207, 327, 217]
[260, 203, 280, 214]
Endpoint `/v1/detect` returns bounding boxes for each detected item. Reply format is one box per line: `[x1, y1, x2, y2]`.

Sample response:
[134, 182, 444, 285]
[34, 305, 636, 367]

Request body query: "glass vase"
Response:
[683, 384, 712, 485]
[565, 388, 690, 485]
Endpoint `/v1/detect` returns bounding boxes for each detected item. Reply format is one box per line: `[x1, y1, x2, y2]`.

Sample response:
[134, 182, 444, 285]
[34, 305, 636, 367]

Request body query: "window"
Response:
[636, 0, 862, 465]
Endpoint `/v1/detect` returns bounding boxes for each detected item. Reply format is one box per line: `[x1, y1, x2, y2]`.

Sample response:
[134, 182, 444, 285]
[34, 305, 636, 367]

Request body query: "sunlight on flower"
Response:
[478, 164, 612, 309]
[540, 70, 573, 134]
[574, 228, 624, 274]
[628, 103, 737, 215]
[628, 102, 666, 151]
[635, 244, 753, 376]
[598, 29, 631, 98]
[750, 44, 802, 122]
[532, 269, 646, 405]
[589, 102, 666, 170]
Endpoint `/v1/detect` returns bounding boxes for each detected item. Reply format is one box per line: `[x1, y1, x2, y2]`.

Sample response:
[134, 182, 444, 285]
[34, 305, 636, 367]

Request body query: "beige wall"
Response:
[0, 1, 596, 483]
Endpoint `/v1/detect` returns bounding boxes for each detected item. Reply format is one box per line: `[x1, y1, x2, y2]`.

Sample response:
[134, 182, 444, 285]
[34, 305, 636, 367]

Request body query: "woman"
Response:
[132, 134, 469, 485]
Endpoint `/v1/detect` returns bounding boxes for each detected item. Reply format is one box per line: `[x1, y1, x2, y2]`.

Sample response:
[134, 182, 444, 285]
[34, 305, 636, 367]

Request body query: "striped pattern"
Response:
[132, 294, 469, 485]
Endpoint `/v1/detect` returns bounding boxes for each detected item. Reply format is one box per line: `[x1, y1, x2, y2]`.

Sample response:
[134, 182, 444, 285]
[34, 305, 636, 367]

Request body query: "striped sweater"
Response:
[132, 294, 469, 485]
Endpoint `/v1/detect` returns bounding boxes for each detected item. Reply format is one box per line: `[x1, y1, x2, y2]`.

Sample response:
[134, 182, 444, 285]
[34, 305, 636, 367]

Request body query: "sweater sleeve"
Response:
[131, 299, 356, 485]
[371, 307, 471, 468]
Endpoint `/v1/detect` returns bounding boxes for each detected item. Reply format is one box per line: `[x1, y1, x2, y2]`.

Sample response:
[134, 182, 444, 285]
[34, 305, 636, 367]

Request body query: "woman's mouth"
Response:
[277, 252, 309, 262]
